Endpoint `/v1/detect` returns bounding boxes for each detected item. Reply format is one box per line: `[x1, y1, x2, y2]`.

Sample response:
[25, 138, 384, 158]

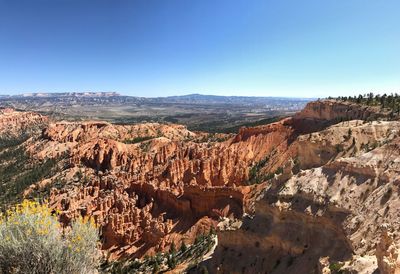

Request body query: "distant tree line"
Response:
[328, 92, 400, 114]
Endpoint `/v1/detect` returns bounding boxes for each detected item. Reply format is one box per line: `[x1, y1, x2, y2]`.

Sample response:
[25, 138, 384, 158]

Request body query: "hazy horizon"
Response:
[0, 91, 316, 99]
[1, 0, 399, 98]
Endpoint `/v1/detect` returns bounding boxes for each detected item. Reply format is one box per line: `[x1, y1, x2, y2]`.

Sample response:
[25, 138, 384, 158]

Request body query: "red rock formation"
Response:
[33, 119, 274, 258]
[22, 99, 398, 265]
[0, 108, 48, 136]
[295, 100, 391, 122]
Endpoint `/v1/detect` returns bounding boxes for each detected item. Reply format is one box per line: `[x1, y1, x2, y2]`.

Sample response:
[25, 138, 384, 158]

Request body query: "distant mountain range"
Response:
[0, 92, 313, 133]
[0, 92, 120, 98]
[156, 93, 313, 105]
[0, 92, 313, 106]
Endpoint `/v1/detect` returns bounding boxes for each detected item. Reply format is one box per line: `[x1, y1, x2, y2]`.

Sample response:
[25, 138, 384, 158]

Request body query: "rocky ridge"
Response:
[28, 119, 287, 258]
[0, 108, 48, 136]
[2, 99, 400, 273]
[198, 101, 400, 273]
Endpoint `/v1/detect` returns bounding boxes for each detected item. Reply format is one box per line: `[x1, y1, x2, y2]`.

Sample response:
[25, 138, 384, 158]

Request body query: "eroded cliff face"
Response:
[196, 101, 400, 274]
[376, 229, 400, 274]
[294, 119, 400, 169]
[265, 137, 400, 274]
[0, 108, 48, 136]
[294, 100, 391, 123]
[26, 119, 287, 258]
[42, 121, 197, 143]
[200, 192, 353, 274]
[5, 100, 400, 273]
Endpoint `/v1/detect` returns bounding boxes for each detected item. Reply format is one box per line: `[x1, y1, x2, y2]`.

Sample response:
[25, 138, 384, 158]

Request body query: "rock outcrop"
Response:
[0, 108, 48, 136]
[295, 99, 391, 123]
[9, 99, 400, 272]
[376, 229, 400, 274]
[193, 101, 400, 273]
[29, 120, 277, 258]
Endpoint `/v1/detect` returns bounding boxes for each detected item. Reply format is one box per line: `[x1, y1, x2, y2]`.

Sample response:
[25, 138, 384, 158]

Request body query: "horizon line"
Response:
[0, 91, 317, 100]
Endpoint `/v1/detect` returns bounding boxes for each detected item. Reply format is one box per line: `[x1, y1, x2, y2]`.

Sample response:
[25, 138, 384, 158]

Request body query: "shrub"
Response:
[275, 166, 284, 174]
[198, 265, 209, 274]
[348, 128, 352, 137]
[167, 255, 177, 269]
[329, 262, 344, 273]
[335, 144, 344, 153]
[180, 241, 187, 253]
[169, 242, 176, 254]
[381, 186, 393, 205]
[0, 200, 100, 274]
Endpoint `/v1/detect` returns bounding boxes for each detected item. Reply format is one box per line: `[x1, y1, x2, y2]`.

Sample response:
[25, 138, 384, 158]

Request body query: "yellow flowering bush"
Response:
[0, 200, 100, 274]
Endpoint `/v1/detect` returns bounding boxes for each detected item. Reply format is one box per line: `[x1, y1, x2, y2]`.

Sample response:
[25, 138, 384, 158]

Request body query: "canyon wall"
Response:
[3, 100, 400, 273]
[31, 118, 290, 258]
[0, 108, 48, 136]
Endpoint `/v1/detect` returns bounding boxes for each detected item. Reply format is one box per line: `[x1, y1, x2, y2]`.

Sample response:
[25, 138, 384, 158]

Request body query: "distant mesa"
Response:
[17, 92, 120, 97]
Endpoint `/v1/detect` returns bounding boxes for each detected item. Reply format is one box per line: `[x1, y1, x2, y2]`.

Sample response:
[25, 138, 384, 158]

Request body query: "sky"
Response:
[0, 0, 399, 98]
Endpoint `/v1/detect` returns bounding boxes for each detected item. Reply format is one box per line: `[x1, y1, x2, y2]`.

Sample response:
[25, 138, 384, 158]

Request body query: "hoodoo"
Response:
[1, 99, 400, 273]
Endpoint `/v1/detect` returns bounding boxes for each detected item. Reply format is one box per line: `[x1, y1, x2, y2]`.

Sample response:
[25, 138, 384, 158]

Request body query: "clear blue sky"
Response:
[0, 0, 399, 98]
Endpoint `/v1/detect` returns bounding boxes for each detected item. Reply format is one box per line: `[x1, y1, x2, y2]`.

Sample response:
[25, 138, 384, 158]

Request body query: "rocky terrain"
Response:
[0, 108, 47, 136]
[1, 99, 400, 273]
[198, 101, 400, 274]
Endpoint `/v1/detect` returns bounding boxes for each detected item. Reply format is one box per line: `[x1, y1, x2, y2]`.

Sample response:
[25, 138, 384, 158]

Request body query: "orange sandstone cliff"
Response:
[2, 100, 400, 273]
